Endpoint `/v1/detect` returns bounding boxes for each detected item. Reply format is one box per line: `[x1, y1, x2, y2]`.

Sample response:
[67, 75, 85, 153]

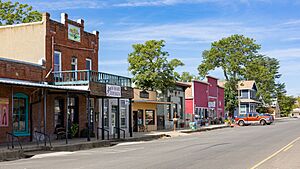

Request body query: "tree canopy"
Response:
[0, 0, 42, 26]
[198, 34, 284, 114]
[128, 40, 184, 92]
[179, 72, 200, 82]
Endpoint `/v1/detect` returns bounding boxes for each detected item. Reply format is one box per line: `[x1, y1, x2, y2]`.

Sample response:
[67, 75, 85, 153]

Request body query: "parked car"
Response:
[235, 113, 274, 126]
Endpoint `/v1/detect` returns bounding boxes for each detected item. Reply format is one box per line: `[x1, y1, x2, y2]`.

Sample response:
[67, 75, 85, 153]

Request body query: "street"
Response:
[1, 118, 300, 169]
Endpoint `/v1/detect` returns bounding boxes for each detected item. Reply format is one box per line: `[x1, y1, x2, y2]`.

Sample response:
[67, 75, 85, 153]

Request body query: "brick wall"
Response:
[0, 59, 45, 82]
[44, 13, 99, 82]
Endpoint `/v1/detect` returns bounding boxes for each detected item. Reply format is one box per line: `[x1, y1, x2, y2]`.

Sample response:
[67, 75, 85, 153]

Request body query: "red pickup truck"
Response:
[235, 113, 274, 126]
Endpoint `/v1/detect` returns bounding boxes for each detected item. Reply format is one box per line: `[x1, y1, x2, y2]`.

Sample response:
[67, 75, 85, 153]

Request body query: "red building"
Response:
[185, 76, 224, 124]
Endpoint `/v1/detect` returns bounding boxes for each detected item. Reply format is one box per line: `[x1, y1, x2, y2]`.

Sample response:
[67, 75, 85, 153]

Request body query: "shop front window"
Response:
[13, 93, 29, 136]
[54, 98, 64, 128]
[145, 110, 155, 125]
[104, 99, 109, 128]
[120, 100, 127, 128]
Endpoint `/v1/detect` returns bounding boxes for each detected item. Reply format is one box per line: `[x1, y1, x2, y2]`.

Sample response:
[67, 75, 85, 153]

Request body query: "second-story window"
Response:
[86, 58, 92, 71]
[71, 57, 77, 80]
[54, 51, 62, 78]
[86, 59, 92, 81]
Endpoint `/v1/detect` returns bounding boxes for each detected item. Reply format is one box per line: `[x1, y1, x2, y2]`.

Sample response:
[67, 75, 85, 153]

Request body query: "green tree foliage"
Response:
[278, 95, 296, 117]
[244, 55, 282, 104]
[128, 40, 184, 92]
[0, 0, 42, 25]
[198, 34, 283, 114]
[179, 72, 200, 82]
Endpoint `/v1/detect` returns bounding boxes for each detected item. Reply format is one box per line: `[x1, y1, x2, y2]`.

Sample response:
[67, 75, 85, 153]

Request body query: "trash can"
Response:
[189, 122, 197, 130]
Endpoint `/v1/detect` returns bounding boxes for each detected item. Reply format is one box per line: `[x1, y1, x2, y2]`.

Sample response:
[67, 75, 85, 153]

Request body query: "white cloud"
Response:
[264, 48, 300, 61]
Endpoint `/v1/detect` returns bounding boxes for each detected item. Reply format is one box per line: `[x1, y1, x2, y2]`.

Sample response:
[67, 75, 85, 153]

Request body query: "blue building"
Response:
[236, 81, 260, 116]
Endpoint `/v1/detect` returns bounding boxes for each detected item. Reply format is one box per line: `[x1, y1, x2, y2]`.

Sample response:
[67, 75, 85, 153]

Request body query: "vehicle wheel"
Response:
[238, 120, 245, 126]
[260, 120, 266, 125]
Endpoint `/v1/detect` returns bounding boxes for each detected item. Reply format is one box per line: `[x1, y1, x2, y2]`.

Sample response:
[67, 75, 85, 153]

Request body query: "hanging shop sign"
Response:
[106, 85, 121, 97]
[0, 98, 9, 127]
[208, 101, 216, 108]
[68, 24, 81, 42]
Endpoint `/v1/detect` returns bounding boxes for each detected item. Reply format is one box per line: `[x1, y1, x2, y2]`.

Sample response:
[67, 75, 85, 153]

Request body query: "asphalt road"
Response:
[1, 118, 300, 169]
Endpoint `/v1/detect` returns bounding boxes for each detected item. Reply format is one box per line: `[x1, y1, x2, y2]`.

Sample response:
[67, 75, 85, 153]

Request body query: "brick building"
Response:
[0, 13, 133, 145]
[185, 76, 225, 125]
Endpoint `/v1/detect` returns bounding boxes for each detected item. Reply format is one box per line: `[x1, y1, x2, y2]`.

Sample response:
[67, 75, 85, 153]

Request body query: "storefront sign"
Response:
[0, 98, 9, 127]
[208, 101, 216, 108]
[68, 24, 81, 42]
[106, 85, 121, 97]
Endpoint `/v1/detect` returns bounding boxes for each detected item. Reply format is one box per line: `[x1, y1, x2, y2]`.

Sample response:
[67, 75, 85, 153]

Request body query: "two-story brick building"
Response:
[185, 76, 225, 125]
[0, 13, 133, 145]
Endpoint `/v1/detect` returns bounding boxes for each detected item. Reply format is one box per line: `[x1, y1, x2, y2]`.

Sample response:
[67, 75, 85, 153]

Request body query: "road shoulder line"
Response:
[250, 136, 300, 169]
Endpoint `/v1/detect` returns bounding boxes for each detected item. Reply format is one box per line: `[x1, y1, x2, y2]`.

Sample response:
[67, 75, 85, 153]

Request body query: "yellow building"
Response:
[132, 89, 171, 132]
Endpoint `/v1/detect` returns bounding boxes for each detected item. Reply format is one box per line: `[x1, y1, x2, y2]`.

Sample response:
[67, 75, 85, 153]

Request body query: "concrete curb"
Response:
[179, 125, 230, 133]
[0, 134, 167, 162]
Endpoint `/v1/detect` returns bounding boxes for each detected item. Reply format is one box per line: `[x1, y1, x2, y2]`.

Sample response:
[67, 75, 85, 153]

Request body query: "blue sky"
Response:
[17, 0, 300, 96]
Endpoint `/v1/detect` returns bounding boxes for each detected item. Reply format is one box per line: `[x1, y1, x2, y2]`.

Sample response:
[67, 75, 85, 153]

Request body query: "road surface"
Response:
[1, 118, 299, 169]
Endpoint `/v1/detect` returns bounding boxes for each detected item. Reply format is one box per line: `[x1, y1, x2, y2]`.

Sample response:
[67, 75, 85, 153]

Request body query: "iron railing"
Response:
[113, 127, 126, 139]
[6, 132, 22, 149]
[97, 127, 110, 140]
[52, 70, 131, 87]
[34, 131, 52, 148]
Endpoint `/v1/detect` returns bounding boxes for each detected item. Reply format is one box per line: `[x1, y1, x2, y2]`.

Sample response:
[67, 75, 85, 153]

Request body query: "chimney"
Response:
[61, 13, 68, 24]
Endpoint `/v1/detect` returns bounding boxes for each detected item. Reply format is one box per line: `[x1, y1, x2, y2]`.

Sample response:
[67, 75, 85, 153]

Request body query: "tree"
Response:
[128, 40, 184, 92]
[179, 72, 200, 82]
[198, 34, 261, 115]
[198, 34, 285, 116]
[278, 95, 296, 117]
[0, 0, 42, 26]
[244, 55, 282, 104]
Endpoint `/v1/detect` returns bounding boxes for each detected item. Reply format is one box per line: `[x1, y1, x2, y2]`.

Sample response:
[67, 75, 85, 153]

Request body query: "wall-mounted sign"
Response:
[140, 90, 149, 99]
[68, 24, 81, 42]
[106, 85, 121, 97]
[0, 98, 9, 127]
[208, 101, 216, 108]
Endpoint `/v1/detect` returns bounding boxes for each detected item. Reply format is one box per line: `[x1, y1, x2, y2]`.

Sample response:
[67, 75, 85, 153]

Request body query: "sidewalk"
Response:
[0, 124, 229, 162]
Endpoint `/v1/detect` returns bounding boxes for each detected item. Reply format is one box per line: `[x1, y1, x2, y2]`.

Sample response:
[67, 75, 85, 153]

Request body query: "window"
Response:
[240, 105, 247, 114]
[120, 100, 127, 128]
[13, 93, 29, 136]
[86, 58, 92, 70]
[145, 110, 155, 125]
[86, 59, 92, 80]
[71, 57, 77, 80]
[54, 51, 62, 77]
[104, 99, 109, 128]
[54, 98, 64, 128]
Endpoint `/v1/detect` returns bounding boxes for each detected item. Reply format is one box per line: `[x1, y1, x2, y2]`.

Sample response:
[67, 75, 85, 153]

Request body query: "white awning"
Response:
[0, 78, 89, 92]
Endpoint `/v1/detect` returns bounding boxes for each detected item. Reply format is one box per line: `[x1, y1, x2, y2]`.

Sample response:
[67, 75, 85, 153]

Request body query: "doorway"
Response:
[157, 115, 165, 130]
[68, 97, 79, 137]
[133, 110, 143, 132]
[111, 105, 118, 134]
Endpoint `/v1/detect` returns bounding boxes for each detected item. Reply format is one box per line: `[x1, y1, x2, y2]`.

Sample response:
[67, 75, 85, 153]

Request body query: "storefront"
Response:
[132, 89, 171, 132]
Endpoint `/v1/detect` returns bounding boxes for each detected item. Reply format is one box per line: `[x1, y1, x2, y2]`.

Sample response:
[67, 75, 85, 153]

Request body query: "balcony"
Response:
[52, 70, 132, 87]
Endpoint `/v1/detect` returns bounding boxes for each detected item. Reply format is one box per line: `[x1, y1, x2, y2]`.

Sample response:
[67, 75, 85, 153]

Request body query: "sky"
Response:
[15, 0, 300, 96]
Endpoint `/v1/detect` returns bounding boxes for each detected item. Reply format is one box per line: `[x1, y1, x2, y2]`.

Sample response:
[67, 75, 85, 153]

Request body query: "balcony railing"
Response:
[52, 70, 131, 87]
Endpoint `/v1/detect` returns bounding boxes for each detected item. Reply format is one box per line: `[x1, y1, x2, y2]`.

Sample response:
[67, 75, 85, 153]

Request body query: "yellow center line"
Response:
[250, 136, 300, 169]
[283, 144, 293, 152]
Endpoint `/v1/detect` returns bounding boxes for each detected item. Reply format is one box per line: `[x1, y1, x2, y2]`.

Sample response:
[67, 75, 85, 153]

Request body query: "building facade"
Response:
[185, 76, 225, 124]
[0, 13, 133, 144]
[235, 81, 260, 116]
[157, 82, 190, 130]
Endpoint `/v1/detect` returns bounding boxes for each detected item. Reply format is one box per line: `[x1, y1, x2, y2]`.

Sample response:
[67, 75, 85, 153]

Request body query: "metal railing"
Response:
[97, 127, 110, 140]
[34, 131, 52, 148]
[52, 70, 132, 87]
[6, 132, 22, 149]
[113, 127, 126, 139]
